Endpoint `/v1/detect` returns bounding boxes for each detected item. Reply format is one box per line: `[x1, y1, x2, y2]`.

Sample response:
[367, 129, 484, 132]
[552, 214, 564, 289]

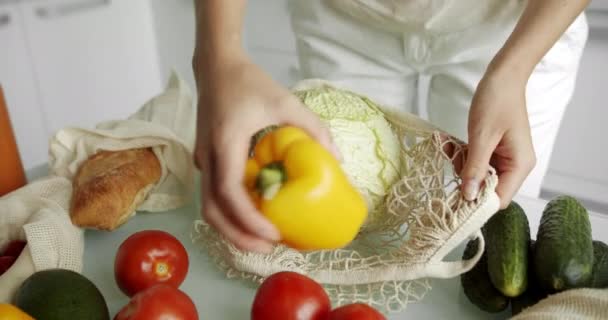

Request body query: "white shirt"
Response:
[327, 0, 524, 34]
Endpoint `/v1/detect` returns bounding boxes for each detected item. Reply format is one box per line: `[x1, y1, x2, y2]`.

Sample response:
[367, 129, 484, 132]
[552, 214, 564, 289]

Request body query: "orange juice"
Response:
[0, 85, 26, 196]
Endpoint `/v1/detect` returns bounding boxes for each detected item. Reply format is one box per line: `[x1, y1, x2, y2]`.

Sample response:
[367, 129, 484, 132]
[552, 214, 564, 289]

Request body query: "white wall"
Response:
[148, 0, 301, 94]
[148, 0, 196, 93]
[243, 0, 300, 86]
[541, 19, 608, 212]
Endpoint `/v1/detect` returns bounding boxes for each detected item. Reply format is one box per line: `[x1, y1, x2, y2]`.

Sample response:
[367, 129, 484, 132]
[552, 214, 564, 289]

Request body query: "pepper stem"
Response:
[256, 162, 286, 200]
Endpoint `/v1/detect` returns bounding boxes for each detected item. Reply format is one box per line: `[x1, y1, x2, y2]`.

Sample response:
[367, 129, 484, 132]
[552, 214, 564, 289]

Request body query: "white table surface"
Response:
[79, 192, 608, 320]
[22, 165, 608, 319]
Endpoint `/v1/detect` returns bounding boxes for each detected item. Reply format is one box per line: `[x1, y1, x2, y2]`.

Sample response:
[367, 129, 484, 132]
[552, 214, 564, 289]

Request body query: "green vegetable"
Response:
[511, 241, 547, 316]
[14, 269, 110, 320]
[484, 201, 530, 297]
[461, 238, 510, 313]
[293, 85, 402, 226]
[590, 240, 608, 288]
[534, 195, 594, 292]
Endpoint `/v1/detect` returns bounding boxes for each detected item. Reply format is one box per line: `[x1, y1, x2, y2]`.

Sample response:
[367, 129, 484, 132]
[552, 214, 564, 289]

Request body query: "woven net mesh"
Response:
[191, 81, 499, 313]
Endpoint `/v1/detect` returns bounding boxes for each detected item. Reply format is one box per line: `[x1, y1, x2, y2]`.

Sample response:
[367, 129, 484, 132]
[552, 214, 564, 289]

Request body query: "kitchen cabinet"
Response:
[0, 1, 50, 170]
[0, 0, 163, 169]
[18, 0, 163, 134]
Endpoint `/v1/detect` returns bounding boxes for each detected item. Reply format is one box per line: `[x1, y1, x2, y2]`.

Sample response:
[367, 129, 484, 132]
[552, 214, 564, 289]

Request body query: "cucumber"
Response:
[590, 240, 608, 288]
[461, 238, 509, 313]
[511, 241, 547, 316]
[534, 195, 594, 292]
[483, 201, 530, 297]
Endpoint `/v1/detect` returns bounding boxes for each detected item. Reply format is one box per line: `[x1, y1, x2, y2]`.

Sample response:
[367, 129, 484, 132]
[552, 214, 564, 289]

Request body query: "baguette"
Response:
[69, 147, 161, 230]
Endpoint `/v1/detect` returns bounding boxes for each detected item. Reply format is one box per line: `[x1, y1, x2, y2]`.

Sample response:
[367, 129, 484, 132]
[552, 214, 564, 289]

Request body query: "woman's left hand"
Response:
[457, 0, 590, 209]
[460, 68, 536, 209]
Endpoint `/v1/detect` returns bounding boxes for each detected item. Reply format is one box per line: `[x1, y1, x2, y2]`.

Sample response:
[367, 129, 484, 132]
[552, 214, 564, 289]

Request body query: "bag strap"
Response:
[233, 226, 493, 285]
[307, 230, 486, 284]
[307, 176, 499, 283]
[424, 179, 500, 278]
[423, 230, 486, 278]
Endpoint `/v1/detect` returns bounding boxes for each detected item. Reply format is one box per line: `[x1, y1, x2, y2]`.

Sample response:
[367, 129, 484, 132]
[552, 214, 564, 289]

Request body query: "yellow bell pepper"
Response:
[0, 304, 35, 320]
[245, 126, 368, 250]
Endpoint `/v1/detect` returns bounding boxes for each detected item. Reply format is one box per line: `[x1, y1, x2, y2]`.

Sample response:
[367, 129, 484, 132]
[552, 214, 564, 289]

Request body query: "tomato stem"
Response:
[256, 162, 286, 200]
[155, 262, 170, 278]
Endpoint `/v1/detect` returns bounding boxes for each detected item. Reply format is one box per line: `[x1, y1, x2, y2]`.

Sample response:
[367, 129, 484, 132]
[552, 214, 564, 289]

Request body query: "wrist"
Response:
[484, 56, 531, 87]
[192, 44, 249, 95]
[192, 0, 248, 80]
[193, 41, 247, 74]
[485, 48, 536, 86]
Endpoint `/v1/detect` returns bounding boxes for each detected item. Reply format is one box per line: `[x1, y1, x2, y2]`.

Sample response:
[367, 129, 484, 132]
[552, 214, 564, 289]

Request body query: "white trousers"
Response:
[288, 0, 588, 198]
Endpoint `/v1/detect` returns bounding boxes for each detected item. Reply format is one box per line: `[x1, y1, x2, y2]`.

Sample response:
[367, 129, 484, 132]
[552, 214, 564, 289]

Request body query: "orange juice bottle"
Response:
[0, 85, 26, 196]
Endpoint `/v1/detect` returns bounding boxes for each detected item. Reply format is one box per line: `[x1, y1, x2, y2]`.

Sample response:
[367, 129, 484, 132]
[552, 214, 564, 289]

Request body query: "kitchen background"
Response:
[1, 0, 607, 212]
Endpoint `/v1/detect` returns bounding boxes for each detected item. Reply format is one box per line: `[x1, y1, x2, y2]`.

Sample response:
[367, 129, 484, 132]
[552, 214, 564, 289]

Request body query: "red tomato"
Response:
[1, 240, 26, 257]
[328, 303, 386, 320]
[114, 284, 198, 320]
[114, 230, 189, 296]
[0, 256, 17, 275]
[251, 271, 331, 320]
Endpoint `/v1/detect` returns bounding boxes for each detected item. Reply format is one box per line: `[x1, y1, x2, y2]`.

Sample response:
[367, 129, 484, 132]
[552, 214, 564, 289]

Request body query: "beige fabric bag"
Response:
[192, 79, 502, 312]
[49, 72, 197, 211]
[0, 72, 197, 303]
[0, 176, 82, 302]
[511, 288, 608, 320]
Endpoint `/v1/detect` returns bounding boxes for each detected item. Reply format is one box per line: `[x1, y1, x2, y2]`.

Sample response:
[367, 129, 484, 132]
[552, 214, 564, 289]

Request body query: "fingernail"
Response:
[463, 180, 480, 201]
[240, 242, 274, 254]
[251, 242, 274, 254]
[261, 226, 281, 242]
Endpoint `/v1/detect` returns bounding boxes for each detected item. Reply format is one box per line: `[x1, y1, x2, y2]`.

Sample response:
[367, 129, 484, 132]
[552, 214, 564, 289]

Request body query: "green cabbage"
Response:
[293, 85, 402, 226]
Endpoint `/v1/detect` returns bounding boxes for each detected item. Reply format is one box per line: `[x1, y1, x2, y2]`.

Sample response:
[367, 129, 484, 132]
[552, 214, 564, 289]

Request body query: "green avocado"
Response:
[14, 268, 110, 320]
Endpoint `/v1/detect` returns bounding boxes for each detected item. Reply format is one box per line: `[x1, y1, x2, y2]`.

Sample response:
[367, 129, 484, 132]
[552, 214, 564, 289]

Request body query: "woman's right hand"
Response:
[193, 54, 340, 253]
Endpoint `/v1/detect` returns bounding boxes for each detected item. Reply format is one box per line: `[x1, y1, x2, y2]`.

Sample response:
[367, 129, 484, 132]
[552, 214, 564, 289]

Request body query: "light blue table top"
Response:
[23, 164, 608, 319]
[80, 192, 608, 320]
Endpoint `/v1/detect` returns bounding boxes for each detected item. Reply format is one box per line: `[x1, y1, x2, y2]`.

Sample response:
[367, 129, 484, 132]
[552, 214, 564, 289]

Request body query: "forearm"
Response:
[488, 0, 590, 82]
[192, 0, 248, 81]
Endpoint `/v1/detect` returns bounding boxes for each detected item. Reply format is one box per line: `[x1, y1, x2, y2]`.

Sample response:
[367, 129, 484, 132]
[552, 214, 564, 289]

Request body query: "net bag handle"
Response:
[424, 183, 501, 278]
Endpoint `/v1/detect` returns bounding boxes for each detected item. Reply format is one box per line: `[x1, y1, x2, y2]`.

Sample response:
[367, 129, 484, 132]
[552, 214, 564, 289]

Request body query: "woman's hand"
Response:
[194, 54, 340, 253]
[459, 0, 589, 209]
[460, 68, 536, 209]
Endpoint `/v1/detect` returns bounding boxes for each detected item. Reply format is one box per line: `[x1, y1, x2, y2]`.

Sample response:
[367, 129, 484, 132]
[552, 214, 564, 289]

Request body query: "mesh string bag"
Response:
[191, 79, 501, 313]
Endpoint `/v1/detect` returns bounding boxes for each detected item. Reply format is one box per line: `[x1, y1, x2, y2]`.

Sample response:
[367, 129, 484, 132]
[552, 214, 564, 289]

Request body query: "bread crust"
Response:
[69, 147, 161, 230]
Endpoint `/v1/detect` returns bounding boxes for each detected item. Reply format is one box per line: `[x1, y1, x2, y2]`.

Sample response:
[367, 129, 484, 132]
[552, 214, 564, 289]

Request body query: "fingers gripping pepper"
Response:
[245, 126, 368, 250]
